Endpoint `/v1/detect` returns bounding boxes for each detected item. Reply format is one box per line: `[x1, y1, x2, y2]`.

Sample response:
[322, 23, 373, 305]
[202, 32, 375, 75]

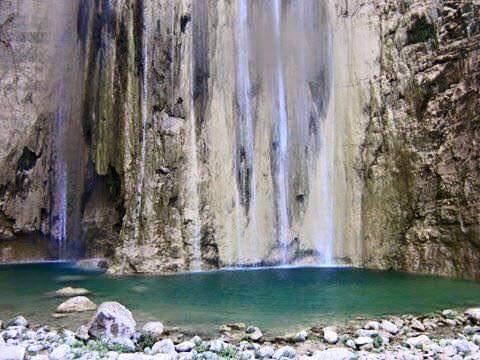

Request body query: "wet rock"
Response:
[311, 347, 354, 360]
[151, 339, 176, 356]
[272, 346, 296, 359]
[406, 334, 431, 348]
[0, 345, 26, 360]
[56, 296, 97, 313]
[293, 330, 308, 342]
[380, 320, 399, 334]
[323, 328, 338, 344]
[7, 316, 28, 328]
[49, 344, 71, 360]
[142, 322, 164, 338]
[245, 326, 263, 342]
[87, 302, 136, 340]
[176, 341, 195, 352]
[54, 287, 91, 297]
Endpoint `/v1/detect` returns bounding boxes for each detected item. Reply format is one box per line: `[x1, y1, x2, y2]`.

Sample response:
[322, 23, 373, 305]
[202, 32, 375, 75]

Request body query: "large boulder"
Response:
[0, 345, 26, 360]
[87, 302, 136, 340]
[56, 296, 97, 313]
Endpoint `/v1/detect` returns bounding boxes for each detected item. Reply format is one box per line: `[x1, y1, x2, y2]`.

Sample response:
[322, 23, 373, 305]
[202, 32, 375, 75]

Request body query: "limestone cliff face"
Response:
[362, 0, 480, 278]
[0, 0, 478, 278]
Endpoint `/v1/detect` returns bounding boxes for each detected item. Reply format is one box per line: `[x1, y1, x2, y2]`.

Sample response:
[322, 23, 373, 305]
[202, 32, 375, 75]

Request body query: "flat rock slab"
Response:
[54, 287, 91, 297]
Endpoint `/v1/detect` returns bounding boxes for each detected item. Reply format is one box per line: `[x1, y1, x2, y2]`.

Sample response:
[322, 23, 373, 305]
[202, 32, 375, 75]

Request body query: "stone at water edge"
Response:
[142, 321, 164, 338]
[245, 326, 263, 342]
[323, 327, 338, 344]
[87, 302, 136, 340]
[227, 322, 246, 331]
[0, 345, 26, 360]
[54, 286, 91, 297]
[293, 329, 308, 342]
[312, 347, 354, 360]
[56, 296, 97, 313]
[7, 315, 28, 328]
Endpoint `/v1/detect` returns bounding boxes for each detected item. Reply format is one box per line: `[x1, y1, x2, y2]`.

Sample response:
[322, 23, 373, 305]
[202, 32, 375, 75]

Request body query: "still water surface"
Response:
[1, 263, 479, 335]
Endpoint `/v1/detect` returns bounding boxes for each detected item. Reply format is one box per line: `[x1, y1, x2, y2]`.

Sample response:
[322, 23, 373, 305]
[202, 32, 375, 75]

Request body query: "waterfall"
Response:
[272, 0, 290, 264]
[49, 0, 86, 260]
[234, 0, 259, 264]
[134, 0, 151, 244]
[187, 1, 208, 271]
[52, 104, 68, 258]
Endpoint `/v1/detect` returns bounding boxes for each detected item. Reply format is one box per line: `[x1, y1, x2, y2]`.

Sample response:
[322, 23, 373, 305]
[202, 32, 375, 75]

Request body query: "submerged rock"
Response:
[54, 287, 91, 297]
[87, 302, 136, 340]
[56, 296, 97, 313]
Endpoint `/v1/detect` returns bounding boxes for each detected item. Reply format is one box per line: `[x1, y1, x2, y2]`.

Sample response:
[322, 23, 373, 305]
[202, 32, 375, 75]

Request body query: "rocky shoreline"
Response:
[2, 289, 480, 360]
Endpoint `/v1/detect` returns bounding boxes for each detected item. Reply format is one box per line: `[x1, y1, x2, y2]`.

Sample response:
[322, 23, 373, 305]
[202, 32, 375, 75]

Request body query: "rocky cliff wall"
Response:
[0, 0, 478, 278]
[362, 0, 480, 278]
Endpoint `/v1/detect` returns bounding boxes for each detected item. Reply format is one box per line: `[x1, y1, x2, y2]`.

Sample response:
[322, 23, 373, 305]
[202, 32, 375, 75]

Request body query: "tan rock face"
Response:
[361, 0, 480, 278]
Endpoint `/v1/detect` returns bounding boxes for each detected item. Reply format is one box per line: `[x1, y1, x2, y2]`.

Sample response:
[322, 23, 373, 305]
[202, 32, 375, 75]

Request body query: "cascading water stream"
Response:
[234, 0, 258, 264]
[272, 0, 290, 264]
[134, 0, 150, 244]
